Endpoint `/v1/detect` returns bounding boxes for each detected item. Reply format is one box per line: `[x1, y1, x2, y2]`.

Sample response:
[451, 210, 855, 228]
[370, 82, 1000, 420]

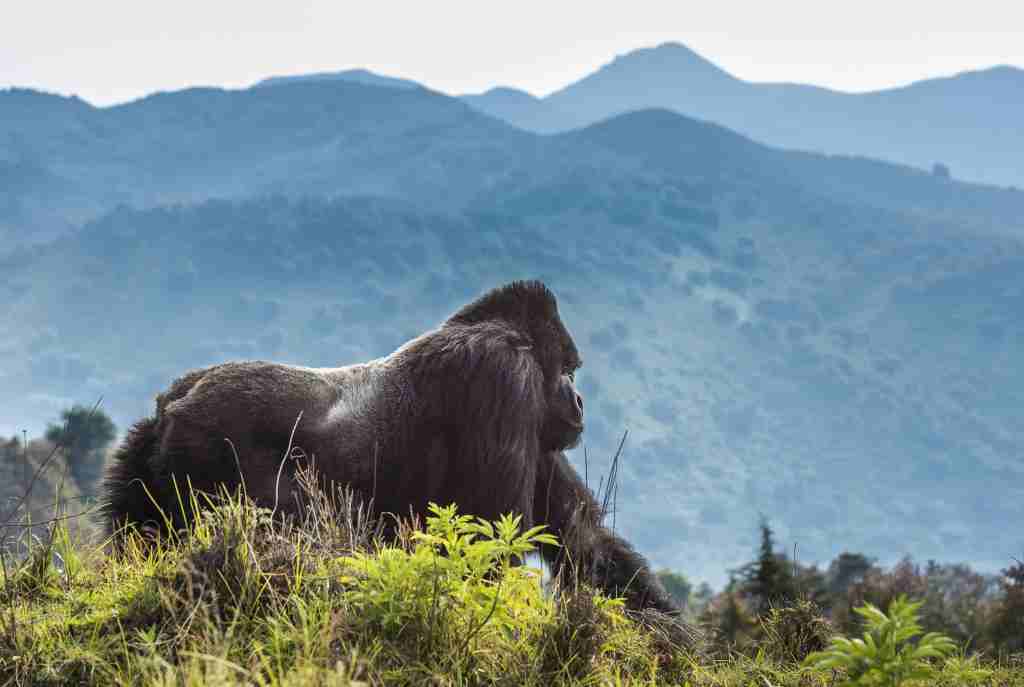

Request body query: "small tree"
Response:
[700, 576, 757, 653]
[689, 581, 715, 615]
[828, 552, 876, 598]
[740, 516, 795, 615]
[45, 405, 116, 492]
[917, 560, 997, 650]
[989, 560, 1024, 654]
[656, 569, 692, 610]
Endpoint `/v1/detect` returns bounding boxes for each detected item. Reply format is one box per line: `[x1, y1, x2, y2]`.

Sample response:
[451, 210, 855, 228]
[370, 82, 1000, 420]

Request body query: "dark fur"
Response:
[101, 280, 677, 614]
[536, 450, 678, 614]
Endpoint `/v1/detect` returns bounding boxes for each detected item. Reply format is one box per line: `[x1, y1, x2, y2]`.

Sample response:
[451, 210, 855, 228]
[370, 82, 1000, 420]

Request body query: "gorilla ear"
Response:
[446, 280, 558, 326]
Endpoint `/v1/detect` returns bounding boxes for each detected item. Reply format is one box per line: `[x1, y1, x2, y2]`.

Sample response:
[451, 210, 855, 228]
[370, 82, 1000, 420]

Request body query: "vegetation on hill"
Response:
[1, 472, 1021, 686]
[688, 519, 1024, 660]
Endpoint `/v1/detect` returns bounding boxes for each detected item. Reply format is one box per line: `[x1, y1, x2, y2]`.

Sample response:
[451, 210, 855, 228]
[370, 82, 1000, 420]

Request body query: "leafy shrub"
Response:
[337, 502, 557, 662]
[804, 594, 957, 686]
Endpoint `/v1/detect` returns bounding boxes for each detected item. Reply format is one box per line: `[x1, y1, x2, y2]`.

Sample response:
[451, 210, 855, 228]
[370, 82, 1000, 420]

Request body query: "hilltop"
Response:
[463, 41, 1024, 188]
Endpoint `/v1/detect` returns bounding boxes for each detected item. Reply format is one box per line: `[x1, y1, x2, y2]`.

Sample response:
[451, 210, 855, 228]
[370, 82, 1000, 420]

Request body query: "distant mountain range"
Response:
[463, 43, 1024, 189]
[3, 70, 1021, 251]
[256, 42, 1024, 189]
[255, 68, 421, 91]
[0, 80, 531, 247]
[2, 77, 1023, 586]
[4, 41, 1021, 250]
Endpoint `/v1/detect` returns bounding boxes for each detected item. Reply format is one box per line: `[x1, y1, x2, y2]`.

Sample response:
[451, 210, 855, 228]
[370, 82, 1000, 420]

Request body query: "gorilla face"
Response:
[541, 373, 584, 450]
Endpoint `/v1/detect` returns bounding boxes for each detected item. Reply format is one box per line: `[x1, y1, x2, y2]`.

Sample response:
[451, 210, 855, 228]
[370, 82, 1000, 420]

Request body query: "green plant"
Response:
[803, 594, 957, 686]
[937, 649, 993, 685]
[337, 502, 558, 660]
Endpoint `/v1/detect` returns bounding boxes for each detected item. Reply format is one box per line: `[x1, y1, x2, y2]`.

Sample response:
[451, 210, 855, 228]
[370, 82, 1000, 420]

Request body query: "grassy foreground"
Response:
[0, 479, 1021, 686]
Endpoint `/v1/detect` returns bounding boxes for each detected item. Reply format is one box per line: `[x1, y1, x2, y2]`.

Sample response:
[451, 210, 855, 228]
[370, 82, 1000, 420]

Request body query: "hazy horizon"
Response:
[4, 0, 1023, 107]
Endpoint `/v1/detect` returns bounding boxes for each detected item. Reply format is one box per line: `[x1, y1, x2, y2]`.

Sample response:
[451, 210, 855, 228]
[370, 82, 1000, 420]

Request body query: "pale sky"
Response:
[3, 0, 1023, 107]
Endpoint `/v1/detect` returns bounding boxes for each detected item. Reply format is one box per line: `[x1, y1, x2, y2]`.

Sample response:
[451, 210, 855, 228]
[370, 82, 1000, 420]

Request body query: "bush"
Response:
[758, 597, 833, 664]
[336, 502, 557, 665]
[804, 595, 957, 686]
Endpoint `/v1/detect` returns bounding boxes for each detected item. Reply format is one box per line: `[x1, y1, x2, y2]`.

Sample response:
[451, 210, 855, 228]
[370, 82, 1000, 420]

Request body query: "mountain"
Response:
[255, 68, 422, 90]
[460, 87, 555, 132]
[461, 42, 1024, 189]
[7, 56, 1020, 252]
[0, 80, 535, 249]
[3, 80, 1024, 586]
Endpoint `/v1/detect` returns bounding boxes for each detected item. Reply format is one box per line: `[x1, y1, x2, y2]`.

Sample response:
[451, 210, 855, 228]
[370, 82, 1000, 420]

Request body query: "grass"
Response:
[0, 471, 1022, 686]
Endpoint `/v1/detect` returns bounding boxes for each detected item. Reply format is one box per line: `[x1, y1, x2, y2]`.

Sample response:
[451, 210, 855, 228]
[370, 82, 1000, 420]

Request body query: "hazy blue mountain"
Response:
[255, 68, 422, 90]
[460, 87, 563, 133]
[6, 77, 1018, 252]
[462, 42, 1024, 188]
[0, 81, 535, 249]
[3, 81, 1023, 585]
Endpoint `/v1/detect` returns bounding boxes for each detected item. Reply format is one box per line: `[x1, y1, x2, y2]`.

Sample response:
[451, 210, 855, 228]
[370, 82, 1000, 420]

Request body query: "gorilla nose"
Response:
[574, 392, 584, 417]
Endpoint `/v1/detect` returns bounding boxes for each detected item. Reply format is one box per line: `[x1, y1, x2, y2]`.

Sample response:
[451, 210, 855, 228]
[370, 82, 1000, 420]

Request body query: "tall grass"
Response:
[0, 467, 1020, 686]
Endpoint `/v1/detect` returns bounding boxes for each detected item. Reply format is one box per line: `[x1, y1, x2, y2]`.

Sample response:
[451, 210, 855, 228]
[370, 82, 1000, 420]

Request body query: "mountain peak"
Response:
[622, 41, 707, 61]
[603, 41, 735, 81]
[541, 41, 740, 124]
[544, 41, 737, 108]
[470, 86, 540, 104]
[482, 86, 538, 99]
[255, 68, 422, 91]
[955, 64, 1024, 83]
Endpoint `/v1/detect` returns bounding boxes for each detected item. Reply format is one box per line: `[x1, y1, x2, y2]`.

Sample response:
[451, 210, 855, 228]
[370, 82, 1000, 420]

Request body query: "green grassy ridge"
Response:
[1, 486, 1022, 686]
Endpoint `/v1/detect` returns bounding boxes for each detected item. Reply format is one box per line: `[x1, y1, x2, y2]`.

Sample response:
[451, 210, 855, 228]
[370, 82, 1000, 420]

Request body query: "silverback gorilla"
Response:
[101, 280, 677, 614]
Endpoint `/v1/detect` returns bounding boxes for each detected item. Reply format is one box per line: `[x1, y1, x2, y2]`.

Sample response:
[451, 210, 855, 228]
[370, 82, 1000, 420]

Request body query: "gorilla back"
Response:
[101, 280, 582, 535]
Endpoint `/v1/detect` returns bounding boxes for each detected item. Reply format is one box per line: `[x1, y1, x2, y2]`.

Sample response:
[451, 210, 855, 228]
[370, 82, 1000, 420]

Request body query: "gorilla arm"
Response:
[534, 450, 679, 615]
[407, 319, 548, 523]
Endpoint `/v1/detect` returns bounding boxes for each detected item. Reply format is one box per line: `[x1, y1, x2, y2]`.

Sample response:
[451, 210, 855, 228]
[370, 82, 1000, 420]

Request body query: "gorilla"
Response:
[102, 280, 677, 614]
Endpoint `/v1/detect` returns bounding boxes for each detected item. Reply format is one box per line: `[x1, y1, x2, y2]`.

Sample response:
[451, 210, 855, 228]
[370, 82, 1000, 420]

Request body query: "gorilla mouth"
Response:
[557, 414, 584, 431]
[544, 414, 584, 452]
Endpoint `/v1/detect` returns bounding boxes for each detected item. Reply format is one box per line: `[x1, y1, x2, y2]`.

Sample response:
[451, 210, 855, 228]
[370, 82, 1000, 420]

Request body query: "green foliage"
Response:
[0, 485, 687, 686]
[43, 404, 115, 491]
[336, 502, 558, 657]
[804, 595, 958, 686]
[936, 650, 994, 685]
[1, 478, 1019, 686]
